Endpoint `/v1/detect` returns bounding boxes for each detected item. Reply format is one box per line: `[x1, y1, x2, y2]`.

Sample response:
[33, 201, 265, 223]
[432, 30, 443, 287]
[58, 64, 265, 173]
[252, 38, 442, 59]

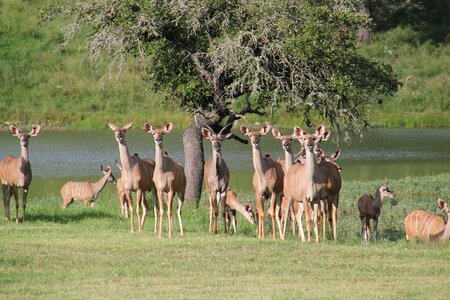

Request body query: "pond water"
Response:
[0, 128, 449, 197]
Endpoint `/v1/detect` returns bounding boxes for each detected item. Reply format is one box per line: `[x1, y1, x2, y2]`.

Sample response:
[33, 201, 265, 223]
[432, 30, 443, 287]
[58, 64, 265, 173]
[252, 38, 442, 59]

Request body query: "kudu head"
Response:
[272, 127, 302, 153]
[227, 187, 256, 225]
[377, 180, 395, 201]
[101, 165, 116, 183]
[10, 125, 40, 148]
[202, 124, 232, 155]
[317, 149, 343, 172]
[295, 125, 330, 155]
[107, 121, 132, 144]
[143, 122, 173, 147]
[437, 198, 449, 215]
[240, 124, 271, 150]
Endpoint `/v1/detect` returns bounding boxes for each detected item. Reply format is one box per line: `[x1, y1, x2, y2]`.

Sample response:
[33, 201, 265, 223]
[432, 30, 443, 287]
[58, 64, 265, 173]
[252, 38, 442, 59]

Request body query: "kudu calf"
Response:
[202, 124, 232, 234]
[224, 187, 256, 234]
[404, 198, 450, 242]
[144, 122, 186, 238]
[0, 125, 40, 223]
[108, 121, 157, 233]
[240, 125, 284, 240]
[358, 181, 395, 242]
[61, 166, 116, 208]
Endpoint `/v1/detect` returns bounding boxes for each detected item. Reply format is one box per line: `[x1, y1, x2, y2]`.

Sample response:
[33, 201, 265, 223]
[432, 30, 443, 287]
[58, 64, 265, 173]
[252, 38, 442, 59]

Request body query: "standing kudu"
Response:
[144, 122, 186, 238]
[0, 125, 40, 223]
[272, 127, 303, 239]
[202, 124, 232, 234]
[358, 181, 395, 242]
[315, 149, 342, 241]
[283, 125, 330, 242]
[107, 121, 156, 233]
[240, 125, 284, 240]
[404, 198, 450, 242]
[61, 165, 116, 208]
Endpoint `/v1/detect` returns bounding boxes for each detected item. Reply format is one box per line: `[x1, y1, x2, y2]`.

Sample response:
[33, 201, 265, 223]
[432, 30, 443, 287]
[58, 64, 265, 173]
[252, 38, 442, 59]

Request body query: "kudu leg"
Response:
[360, 217, 366, 242]
[125, 192, 134, 233]
[313, 202, 320, 243]
[221, 192, 228, 234]
[177, 191, 184, 237]
[366, 220, 371, 242]
[373, 217, 379, 242]
[136, 190, 143, 232]
[13, 187, 19, 223]
[296, 202, 305, 242]
[167, 191, 174, 238]
[331, 204, 337, 241]
[256, 195, 264, 240]
[303, 198, 312, 242]
[274, 193, 283, 240]
[2, 184, 10, 221]
[152, 190, 158, 233]
[140, 192, 148, 232]
[158, 190, 164, 238]
[208, 193, 214, 234]
[320, 199, 326, 241]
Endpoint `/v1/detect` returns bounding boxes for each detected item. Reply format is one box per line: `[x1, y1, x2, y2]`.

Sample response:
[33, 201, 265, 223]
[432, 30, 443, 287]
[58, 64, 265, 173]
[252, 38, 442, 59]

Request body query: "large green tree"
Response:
[44, 0, 398, 202]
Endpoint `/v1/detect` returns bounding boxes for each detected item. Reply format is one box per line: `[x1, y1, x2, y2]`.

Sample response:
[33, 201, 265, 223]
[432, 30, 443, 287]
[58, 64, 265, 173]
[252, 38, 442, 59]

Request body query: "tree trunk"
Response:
[183, 119, 205, 206]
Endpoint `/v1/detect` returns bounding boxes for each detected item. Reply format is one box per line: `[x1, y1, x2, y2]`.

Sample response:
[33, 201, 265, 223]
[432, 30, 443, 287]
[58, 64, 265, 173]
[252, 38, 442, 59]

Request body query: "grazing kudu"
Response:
[404, 198, 450, 242]
[240, 125, 284, 240]
[315, 149, 342, 241]
[0, 125, 40, 223]
[283, 125, 330, 242]
[202, 124, 232, 234]
[61, 166, 116, 208]
[358, 181, 395, 242]
[144, 122, 186, 238]
[272, 127, 303, 239]
[224, 187, 256, 234]
[107, 121, 156, 233]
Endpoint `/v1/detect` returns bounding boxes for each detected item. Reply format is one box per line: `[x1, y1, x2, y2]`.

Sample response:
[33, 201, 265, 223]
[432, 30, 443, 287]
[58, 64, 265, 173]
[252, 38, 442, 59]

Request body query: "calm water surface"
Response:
[0, 128, 449, 196]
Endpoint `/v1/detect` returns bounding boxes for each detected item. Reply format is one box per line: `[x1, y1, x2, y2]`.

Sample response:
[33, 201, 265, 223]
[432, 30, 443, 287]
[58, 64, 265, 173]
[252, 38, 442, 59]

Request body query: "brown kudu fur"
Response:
[61, 166, 116, 208]
[202, 125, 232, 234]
[0, 125, 40, 223]
[108, 121, 156, 233]
[240, 125, 284, 240]
[144, 122, 186, 238]
[404, 198, 450, 242]
[283, 125, 330, 242]
[272, 127, 303, 239]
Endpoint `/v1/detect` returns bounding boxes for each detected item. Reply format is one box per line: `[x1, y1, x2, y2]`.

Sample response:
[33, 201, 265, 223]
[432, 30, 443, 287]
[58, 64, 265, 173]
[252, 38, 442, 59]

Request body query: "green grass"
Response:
[1, 173, 449, 298]
[1, 1, 449, 129]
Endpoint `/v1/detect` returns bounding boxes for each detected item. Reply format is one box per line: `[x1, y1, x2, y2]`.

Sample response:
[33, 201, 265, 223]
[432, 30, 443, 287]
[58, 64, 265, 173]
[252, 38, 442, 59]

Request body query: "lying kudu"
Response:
[404, 198, 450, 242]
[357, 181, 395, 242]
[61, 166, 116, 208]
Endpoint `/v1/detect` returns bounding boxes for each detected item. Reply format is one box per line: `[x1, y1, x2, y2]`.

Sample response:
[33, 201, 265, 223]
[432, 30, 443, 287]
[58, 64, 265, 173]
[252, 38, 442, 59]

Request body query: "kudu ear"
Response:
[271, 128, 282, 139]
[123, 122, 133, 131]
[317, 149, 324, 157]
[321, 131, 331, 141]
[223, 132, 233, 140]
[201, 127, 212, 139]
[29, 125, 40, 136]
[163, 122, 174, 133]
[101, 165, 104, 171]
[314, 125, 325, 137]
[332, 150, 341, 160]
[143, 123, 153, 133]
[260, 124, 271, 135]
[115, 160, 123, 171]
[438, 198, 447, 210]
[9, 125, 19, 136]
[107, 121, 119, 131]
[240, 126, 250, 135]
[104, 166, 111, 173]
[293, 126, 303, 138]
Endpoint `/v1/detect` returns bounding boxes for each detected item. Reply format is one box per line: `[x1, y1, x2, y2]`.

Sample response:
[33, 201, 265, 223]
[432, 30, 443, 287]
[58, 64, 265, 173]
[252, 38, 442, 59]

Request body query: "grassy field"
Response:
[1, 173, 449, 299]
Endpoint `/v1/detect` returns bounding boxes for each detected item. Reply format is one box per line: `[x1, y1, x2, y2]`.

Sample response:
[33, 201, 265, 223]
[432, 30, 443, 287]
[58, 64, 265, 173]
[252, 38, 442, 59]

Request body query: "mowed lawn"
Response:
[1, 174, 449, 299]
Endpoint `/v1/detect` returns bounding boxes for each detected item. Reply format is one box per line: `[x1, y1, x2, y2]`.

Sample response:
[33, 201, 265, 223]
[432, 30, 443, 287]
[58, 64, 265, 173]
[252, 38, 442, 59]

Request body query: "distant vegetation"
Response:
[0, 0, 448, 129]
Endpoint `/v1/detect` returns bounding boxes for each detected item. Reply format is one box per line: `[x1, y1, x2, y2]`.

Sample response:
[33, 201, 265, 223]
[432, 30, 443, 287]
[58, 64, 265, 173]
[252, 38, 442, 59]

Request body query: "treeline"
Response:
[0, 0, 448, 129]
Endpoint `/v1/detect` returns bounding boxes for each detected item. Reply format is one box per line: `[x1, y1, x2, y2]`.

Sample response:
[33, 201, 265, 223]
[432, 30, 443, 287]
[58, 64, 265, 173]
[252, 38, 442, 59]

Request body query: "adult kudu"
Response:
[0, 125, 40, 223]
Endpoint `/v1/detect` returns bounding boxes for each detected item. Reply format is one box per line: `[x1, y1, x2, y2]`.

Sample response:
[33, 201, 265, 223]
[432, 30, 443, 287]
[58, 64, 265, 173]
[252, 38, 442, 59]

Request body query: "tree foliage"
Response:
[44, 0, 398, 134]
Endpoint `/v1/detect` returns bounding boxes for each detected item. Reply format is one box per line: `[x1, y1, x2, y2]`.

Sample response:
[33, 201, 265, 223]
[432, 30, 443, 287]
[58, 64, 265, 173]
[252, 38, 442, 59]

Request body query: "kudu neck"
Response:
[118, 141, 132, 170]
[92, 173, 111, 197]
[21, 145, 29, 162]
[251, 146, 265, 177]
[155, 142, 165, 170]
[284, 147, 294, 171]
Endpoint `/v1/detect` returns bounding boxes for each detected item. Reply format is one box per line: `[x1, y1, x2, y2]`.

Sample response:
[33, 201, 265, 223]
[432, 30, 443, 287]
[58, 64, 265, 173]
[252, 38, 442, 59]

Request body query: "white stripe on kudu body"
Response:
[404, 198, 450, 242]
[0, 125, 40, 223]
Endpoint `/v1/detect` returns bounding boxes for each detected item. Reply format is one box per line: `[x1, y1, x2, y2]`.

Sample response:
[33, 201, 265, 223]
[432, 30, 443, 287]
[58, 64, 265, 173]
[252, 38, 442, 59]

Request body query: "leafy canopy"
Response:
[43, 0, 398, 132]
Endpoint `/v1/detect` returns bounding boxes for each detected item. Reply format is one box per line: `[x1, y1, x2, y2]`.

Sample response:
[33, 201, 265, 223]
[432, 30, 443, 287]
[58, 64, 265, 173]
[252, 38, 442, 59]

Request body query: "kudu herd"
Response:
[0, 123, 447, 243]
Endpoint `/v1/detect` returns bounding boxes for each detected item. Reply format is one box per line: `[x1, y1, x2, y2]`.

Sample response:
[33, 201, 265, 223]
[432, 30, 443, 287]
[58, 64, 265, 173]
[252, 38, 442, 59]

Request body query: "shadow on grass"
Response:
[383, 228, 406, 242]
[28, 210, 115, 224]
